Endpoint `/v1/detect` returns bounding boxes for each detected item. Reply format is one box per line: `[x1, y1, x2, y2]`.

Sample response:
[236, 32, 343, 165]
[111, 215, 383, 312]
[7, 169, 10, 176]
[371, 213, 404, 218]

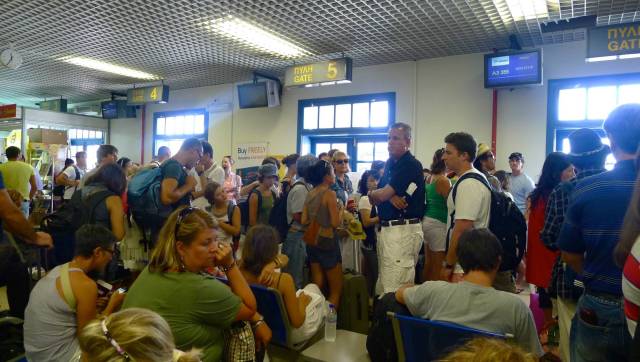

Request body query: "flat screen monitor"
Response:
[238, 82, 268, 109]
[101, 100, 136, 119]
[484, 49, 542, 88]
[101, 101, 119, 119]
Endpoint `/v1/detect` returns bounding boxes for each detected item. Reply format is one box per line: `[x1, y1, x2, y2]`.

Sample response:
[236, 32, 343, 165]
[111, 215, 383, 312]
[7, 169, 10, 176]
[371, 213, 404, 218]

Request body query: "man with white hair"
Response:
[369, 122, 425, 294]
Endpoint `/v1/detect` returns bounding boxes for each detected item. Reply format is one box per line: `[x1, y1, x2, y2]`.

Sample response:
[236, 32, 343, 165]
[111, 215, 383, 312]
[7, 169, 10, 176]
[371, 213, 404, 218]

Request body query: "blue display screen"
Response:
[485, 50, 542, 88]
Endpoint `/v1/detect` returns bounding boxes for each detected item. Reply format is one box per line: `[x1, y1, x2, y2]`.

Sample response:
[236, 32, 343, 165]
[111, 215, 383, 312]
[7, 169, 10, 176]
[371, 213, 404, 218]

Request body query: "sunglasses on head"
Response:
[175, 207, 196, 240]
[334, 159, 350, 165]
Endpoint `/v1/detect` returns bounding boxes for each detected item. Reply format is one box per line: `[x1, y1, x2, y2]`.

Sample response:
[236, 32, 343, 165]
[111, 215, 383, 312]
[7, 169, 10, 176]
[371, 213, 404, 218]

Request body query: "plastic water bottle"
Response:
[324, 303, 337, 342]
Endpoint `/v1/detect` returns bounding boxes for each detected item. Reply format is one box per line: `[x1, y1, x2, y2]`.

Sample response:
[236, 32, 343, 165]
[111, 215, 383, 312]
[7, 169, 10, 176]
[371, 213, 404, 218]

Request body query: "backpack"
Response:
[269, 180, 306, 242]
[127, 165, 172, 228]
[238, 188, 277, 231]
[450, 172, 527, 272]
[42, 187, 114, 233]
[53, 165, 81, 197]
[366, 292, 411, 362]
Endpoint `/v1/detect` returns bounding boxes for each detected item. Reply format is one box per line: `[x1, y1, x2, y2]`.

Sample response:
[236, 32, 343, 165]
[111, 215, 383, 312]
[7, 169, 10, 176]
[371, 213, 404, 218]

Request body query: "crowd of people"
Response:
[1, 102, 640, 361]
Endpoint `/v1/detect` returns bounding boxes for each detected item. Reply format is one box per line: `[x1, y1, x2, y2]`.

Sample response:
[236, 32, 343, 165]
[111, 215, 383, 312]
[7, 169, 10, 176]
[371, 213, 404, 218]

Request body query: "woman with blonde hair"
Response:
[123, 206, 271, 362]
[78, 308, 201, 362]
[439, 338, 537, 362]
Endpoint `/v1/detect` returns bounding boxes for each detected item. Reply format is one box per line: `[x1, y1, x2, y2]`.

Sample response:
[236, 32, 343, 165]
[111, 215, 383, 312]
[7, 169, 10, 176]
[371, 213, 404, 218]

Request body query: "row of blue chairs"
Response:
[388, 312, 509, 362]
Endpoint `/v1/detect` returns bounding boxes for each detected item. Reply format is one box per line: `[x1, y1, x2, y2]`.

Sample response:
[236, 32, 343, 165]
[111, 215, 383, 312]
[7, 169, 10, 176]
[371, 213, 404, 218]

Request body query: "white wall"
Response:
[24, 108, 108, 130]
[110, 117, 142, 163]
[109, 39, 640, 177]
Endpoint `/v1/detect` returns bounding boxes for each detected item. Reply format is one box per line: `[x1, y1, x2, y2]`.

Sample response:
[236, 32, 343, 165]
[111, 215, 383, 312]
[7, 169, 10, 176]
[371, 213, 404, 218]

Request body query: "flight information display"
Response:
[484, 50, 542, 88]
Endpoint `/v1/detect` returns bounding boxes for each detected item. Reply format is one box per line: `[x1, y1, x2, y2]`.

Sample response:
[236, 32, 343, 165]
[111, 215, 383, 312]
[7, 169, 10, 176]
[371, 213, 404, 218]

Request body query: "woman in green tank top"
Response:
[422, 149, 451, 281]
[249, 164, 279, 226]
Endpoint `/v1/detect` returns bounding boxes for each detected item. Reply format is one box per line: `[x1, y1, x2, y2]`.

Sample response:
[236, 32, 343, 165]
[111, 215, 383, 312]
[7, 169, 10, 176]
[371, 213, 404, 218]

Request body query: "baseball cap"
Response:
[258, 163, 278, 178]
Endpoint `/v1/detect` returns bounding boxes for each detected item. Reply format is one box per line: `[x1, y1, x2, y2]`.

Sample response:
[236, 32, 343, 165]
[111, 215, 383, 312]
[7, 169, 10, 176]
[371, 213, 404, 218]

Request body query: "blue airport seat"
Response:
[250, 283, 292, 348]
[387, 312, 507, 362]
[216, 276, 307, 350]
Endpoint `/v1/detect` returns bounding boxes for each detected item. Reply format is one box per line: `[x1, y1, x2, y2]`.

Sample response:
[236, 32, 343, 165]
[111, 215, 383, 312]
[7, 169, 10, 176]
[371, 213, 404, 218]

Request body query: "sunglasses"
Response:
[175, 207, 196, 240]
[334, 159, 350, 165]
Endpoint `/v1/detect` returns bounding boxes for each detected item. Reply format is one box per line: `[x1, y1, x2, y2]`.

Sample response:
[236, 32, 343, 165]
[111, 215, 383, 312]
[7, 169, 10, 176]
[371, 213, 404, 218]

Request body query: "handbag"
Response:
[223, 321, 256, 362]
[303, 219, 321, 247]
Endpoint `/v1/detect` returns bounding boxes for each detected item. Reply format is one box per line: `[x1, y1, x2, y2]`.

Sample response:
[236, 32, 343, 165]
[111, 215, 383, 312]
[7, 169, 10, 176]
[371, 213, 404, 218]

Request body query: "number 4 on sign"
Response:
[150, 87, 158, 100]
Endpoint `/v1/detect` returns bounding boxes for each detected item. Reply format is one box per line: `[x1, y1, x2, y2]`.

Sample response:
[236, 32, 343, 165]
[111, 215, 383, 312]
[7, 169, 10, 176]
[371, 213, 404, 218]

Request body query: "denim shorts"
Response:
[306, 238, 342, 269]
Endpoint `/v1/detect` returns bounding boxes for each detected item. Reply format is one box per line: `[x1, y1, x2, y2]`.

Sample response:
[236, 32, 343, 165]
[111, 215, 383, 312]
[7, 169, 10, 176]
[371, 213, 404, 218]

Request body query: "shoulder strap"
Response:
[291, 179, 308, 191]
[446, 172, 492, 251]
[227, 201, 235, 221]
[250, 188, 264, 211]
[73, 165, 81, 180]
[60, 263, 77, 311]
[451, 172, 491, 205]
[84, 190, 116, 223]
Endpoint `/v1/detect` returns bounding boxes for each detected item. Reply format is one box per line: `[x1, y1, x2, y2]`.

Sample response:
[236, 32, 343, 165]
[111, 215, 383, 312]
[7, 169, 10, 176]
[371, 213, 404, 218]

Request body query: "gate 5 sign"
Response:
[284, 58, 353, 87]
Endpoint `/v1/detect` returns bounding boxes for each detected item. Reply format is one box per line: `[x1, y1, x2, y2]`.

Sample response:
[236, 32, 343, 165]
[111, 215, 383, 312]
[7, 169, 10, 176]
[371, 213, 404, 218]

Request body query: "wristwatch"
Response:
[220, 261, 236, 273]
[251, 316, 265, 330]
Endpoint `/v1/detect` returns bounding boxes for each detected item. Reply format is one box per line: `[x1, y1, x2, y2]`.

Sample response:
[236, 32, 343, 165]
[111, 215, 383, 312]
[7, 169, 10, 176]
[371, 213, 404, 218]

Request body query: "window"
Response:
[298, 93, 395, 172]
[547, 73, 640, 170]
[153, 109, 208, 157]
[68, 128, 104, 170]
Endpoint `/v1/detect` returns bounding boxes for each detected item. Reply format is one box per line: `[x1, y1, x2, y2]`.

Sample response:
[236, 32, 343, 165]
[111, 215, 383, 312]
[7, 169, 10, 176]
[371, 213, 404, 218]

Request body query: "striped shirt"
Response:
[558, 159, 637, 296]
[623, 235, 640, 337]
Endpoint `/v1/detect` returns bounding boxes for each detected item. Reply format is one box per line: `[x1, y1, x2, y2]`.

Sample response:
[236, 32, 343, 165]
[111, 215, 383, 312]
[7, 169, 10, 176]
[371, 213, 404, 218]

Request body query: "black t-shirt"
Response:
[161, 159, 190, 208]
[377, 151, 425, 220]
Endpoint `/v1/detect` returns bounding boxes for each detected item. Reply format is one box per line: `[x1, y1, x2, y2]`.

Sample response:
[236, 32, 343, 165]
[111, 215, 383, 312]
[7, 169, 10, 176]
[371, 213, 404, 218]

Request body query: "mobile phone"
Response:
[579, 308, 598, 326]
[96, 280, 113, 296]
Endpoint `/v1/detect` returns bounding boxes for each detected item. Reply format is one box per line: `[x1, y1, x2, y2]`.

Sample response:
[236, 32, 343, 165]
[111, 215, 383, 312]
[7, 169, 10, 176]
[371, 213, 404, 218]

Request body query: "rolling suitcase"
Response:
[338, 271, 369, 334]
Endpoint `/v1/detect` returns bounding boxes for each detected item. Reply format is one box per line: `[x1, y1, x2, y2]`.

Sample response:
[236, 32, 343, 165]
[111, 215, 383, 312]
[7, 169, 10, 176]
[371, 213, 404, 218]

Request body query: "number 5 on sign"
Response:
[327, 61, 337, 79]
[150, 87, 158, 100]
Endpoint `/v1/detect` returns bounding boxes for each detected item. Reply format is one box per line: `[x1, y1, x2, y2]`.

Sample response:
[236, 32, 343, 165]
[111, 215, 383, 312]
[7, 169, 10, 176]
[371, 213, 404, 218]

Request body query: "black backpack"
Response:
[269, 180, 307, 242]
[53, 165, 81, 197]
[449, 172, 527, 271]
[42, 187, 115, 233]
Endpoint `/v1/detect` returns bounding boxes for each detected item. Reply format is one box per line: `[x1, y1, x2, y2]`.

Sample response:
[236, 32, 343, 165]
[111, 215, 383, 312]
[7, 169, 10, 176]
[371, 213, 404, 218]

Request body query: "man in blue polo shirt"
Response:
[558, 103, 640, 362]
[369, 122, 425, 294]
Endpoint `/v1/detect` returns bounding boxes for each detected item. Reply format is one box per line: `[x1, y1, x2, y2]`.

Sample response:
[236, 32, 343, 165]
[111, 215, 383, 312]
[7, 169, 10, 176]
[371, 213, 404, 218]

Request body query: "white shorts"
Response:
[375, 222, 423, 294]
[290, 283, 327, 346]
[421, 217, 447, 252]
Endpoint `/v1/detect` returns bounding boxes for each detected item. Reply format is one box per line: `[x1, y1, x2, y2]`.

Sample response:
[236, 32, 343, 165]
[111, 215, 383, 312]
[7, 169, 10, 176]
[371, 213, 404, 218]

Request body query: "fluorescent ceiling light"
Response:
[211, 16, 309, 58]
[585, 56, 618, 62]
[504, 0, 548, 21]
[619, 53, 640, 59]
[60, 56, 159, 80]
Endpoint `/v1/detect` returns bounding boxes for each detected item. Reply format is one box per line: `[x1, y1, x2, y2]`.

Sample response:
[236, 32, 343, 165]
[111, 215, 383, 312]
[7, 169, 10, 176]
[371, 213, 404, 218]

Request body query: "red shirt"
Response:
[526, 197, 559, 288]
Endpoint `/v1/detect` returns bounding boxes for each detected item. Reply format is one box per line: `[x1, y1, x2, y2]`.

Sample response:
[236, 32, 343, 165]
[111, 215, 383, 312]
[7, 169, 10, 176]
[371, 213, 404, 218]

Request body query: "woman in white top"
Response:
[222, 156, 242, 205]
[205, 181, 241, 252]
